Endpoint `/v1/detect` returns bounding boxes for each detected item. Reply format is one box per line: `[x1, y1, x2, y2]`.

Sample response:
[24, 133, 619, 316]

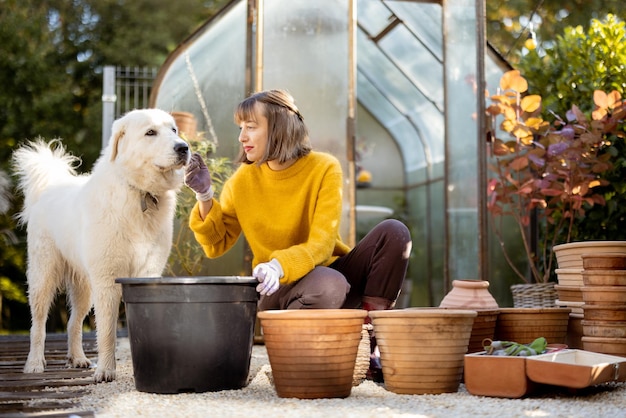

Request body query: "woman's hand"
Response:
[185, 153, 213, 201]
[253, 259, 283, 296]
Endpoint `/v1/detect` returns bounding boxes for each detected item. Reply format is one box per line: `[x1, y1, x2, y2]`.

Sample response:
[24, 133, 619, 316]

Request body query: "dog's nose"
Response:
[174, 142, 190, 158]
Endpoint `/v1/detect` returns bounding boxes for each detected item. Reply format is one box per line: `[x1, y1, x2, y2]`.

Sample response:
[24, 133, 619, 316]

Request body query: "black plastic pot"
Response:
[115, 276, 258, 393]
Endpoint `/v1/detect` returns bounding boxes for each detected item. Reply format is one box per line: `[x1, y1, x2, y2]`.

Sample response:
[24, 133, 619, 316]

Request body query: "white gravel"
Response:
[74, 338, 626, 418]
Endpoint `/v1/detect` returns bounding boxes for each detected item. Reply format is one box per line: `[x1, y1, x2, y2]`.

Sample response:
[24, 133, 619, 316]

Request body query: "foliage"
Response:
[486, 0, 625, 65]
[518, 14, 626, 117]
[517, 14, 626, 246]
[486, 70, 624, 284]
[165, 134, 234, 276]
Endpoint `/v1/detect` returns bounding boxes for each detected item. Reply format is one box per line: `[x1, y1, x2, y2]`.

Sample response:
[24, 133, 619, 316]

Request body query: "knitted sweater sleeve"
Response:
[188, 180, 242, 258]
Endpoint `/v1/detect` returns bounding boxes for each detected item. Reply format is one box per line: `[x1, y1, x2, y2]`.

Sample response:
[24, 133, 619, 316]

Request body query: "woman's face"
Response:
[238, 103, 269, 164]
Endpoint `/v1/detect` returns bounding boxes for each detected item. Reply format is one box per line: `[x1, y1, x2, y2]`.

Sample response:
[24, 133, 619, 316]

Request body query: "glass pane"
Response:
[444, 0, 481, 282]
[387, 1, 443, 62]
[357, 0, 396, 36]
[154, 0, 247, 160]
[262, 0, 351, 239]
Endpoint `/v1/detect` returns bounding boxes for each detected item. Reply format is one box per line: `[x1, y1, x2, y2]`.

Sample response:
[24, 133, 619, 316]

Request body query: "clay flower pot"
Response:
[582, 270, 626, 286]
[369, 308, 476, 395]
[582, 336, 626, 356]
[438, 280, 499, 354]
[257, 309, 367, 399]
[466, 310, 500, 353]
[582, 253, 626, 270]
[581, 286, 626, 305]
[116, 276, 259, 393]
[171, 111, 198, 138]
[555, 268, 584, 287]
[439, 280, 499, 309]
[554, 241, 626, 269]
[495, 307, 571, 344]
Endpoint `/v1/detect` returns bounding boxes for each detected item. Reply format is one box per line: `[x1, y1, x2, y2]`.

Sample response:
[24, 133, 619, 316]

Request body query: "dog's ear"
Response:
[110, 127, 125, 161]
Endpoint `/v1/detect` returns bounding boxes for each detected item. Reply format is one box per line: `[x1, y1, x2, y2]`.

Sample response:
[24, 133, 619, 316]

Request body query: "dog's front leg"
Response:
[92, 282, 122, 383]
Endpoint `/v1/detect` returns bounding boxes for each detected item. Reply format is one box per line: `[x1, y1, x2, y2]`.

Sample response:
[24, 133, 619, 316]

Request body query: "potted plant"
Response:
[486, 70, 623, 304]
[165, 132, 233, 276]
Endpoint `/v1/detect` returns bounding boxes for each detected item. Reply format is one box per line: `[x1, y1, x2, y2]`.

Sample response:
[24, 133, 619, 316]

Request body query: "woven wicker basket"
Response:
[352, 324, 372, 386]
[510, 283, 557, 308]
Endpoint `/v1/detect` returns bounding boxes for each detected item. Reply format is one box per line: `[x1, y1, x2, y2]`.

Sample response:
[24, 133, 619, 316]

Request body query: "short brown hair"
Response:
[234, 89, 312, 165]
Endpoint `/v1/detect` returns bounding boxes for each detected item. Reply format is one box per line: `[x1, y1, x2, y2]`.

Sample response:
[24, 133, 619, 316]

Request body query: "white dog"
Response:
[12, 109, 190, 383]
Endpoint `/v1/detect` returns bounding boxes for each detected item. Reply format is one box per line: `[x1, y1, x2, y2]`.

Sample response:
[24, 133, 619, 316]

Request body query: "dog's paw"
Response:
[67, 355, 92, 369]
[23, 359, 46, 374]
[94, 367, 116, 383]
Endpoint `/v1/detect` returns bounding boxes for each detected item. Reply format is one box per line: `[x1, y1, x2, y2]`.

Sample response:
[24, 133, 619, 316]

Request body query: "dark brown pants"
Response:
[258, 219, 412, 311]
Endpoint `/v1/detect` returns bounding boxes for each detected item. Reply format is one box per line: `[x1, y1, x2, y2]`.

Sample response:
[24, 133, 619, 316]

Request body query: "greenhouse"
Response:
[149, 0, 514, 306]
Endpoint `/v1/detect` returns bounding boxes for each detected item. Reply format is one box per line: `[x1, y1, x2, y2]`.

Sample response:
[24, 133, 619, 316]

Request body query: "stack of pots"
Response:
[580, 254, 626, 356]
[553, 242, 626, 349]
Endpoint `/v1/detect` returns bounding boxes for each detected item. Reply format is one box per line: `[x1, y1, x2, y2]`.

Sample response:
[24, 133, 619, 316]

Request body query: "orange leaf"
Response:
[503, 106, 517, 121]
[608, 90, 622, 108]
[519, 134, 534, 146]
[492, 142, 511, 156]
[502, 119, 515, 132]
[510, 156, 529, 171]
[525, 117, 546, 129]
[541, 188, 563, 197]
[594, 90, 608, 109]
[500, 70, 528, 93]
[592, 108, 608, 121]
[521, 95, 541, 113]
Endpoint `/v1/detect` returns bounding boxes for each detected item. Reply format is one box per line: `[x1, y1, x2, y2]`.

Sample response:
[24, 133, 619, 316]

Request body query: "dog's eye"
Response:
[172, 127, 177, 134]
[146, 129, 156, 136]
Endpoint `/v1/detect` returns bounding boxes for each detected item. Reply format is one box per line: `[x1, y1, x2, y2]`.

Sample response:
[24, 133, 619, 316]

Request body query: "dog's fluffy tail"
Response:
[12, 139, 82, 225]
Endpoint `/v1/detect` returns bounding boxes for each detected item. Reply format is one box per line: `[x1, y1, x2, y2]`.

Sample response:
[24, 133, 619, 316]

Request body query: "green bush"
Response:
[518, 14, 626, 244]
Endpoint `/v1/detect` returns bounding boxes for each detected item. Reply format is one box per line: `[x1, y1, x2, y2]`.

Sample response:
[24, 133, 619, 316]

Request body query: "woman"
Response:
[185, 89, 412, 381]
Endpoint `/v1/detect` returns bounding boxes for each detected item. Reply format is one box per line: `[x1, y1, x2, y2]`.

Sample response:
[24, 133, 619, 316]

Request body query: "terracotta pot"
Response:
[554, 284, 583, 302]
[582, 270, 626, 286]
[369, 308, 476, 395]
[581, 253, 626, 270]
[582, 320, 626, 338]
[581, 286, 626, 305]
[556, 299, 584, 315]
[554, 241, 626, 269]
[171, 111, 198, 139]
[466, 310, 499, 353]
[495, 308, 571, 345]
[565, 313, 584, 349]
[555, 268, 584, 287]
[582, 336, 626, 356]
[439, 280, 499, 309]
[583, 304, 626, 321]
[257, 309, 367, 399]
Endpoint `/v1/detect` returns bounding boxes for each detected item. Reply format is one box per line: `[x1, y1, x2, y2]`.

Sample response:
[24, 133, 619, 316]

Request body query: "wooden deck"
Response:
[0, 333, 98, 417]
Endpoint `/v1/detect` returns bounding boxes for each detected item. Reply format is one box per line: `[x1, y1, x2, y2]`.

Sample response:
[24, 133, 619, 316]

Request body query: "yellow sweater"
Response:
[189, 151, 351, 284]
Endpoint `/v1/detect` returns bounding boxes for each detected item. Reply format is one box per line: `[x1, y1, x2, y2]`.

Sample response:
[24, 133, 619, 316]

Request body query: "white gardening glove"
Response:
[253, 259, 283, 296]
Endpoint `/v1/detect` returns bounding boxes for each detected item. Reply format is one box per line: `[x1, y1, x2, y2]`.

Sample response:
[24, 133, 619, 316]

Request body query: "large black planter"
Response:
[115, 276, 258, 393]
